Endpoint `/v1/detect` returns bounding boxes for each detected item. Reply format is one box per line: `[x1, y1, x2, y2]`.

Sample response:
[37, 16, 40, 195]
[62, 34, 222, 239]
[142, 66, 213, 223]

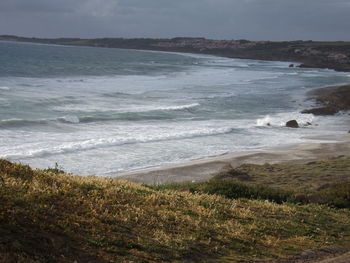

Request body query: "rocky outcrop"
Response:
[286, 120, 299, 128]
[302, 85, 350, 115]
[301, 107, 338, 115]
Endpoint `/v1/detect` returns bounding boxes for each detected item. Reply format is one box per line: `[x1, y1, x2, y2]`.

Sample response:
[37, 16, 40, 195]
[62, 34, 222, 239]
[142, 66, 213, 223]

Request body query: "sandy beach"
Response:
[117, 135, 350, 185]
[118, 84, 350, 185]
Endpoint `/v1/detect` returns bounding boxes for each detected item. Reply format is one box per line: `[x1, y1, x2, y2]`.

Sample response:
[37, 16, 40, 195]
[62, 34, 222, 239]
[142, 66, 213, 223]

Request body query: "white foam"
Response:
[256, 115, 273, 126]
[1, 124, 237, 159]
[59, 115, 80, 123]
[256, 112, 314, 127]
[0, 86, 10, 90]
[53, 103, 200, 113]
[284, 72, 299, 76]
[131, 103, 200, 112]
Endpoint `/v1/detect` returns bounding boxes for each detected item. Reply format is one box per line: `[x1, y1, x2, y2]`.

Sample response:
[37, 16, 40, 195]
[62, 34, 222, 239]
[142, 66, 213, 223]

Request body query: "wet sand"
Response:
[117, 135, 350, 185]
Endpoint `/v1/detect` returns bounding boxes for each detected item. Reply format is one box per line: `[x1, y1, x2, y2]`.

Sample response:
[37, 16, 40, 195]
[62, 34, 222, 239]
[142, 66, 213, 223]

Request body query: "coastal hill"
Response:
[1, 157, 350, 262]
[1, 35, 350, 72]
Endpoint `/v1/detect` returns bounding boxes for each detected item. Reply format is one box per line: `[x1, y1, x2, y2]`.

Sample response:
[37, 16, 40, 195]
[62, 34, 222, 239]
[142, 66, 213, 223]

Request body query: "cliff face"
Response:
[2, 35, 350, 71]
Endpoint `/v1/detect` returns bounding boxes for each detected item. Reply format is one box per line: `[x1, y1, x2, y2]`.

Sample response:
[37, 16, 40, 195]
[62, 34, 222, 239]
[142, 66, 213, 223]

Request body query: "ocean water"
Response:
[0, 41, 349, 176]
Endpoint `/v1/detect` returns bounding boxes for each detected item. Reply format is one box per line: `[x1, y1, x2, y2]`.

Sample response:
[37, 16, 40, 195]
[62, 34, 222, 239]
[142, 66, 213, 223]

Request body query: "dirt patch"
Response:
[252, 246, 350, 263]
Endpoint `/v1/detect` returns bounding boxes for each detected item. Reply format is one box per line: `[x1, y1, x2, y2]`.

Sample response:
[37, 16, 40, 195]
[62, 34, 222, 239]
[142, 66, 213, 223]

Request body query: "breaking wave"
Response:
[0, 104, 200, 128]
[256, 112, 314, 127]
[145, 103, 199, 111]
[2, 126, 237, 159]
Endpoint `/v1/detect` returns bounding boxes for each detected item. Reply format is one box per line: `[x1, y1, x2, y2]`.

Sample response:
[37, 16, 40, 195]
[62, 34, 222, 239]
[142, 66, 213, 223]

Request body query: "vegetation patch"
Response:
[152, 156, 350, 208]
[214, 155, 350, 191]
[1, 159, 350, 262]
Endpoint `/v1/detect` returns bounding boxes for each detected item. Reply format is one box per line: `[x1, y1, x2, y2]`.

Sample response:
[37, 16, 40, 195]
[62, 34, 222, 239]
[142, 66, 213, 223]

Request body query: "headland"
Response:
[1, 35, 350, 72]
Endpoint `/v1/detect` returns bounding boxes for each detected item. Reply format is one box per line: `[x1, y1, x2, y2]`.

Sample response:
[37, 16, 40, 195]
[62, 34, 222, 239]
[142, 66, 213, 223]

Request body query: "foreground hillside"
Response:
[1, 159, 350, 263]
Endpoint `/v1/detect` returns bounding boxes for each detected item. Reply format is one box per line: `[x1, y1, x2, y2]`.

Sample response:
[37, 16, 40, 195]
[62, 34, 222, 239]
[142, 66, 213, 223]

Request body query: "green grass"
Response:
[317, 182, 350, 208]
[1, 158, 350, 262]
[150, 180, 294, 204]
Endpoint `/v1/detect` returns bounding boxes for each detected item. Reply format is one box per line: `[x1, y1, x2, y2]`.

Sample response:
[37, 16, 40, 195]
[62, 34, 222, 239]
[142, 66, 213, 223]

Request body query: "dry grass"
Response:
[1, 159, 350, 262]
[215, 155, 350, 191]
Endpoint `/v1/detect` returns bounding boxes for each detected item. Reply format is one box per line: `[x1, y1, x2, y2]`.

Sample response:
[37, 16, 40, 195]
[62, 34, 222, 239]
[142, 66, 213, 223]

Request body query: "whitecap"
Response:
[256, 115, 273, 126]
[148, 103, 200, 111]
[256, 112, 314, 127]
[1, 125, 237, 159]
[58, 115, 80, 123]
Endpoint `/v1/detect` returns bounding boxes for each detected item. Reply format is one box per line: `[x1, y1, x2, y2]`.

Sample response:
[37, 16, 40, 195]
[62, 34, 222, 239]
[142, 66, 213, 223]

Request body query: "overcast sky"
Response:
[1, 0, 350, 41]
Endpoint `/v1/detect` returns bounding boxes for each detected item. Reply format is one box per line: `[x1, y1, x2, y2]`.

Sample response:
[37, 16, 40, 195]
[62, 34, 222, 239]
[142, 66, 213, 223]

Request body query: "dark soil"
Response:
[265, 245, 350, 263]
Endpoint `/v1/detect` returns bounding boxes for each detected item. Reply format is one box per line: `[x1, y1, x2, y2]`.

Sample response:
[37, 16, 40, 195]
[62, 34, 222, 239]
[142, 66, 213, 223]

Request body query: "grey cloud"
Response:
[0, 0, 349, 40]
[0, 0, 78, 13]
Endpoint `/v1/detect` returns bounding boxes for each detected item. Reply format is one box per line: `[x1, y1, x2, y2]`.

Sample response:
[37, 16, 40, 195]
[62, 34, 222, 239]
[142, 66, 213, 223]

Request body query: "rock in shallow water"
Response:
[286, 120, 299, 128]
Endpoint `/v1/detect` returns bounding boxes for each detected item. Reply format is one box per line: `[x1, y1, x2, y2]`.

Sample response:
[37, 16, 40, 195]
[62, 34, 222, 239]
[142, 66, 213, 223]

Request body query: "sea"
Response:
[0, 41, 349, 176]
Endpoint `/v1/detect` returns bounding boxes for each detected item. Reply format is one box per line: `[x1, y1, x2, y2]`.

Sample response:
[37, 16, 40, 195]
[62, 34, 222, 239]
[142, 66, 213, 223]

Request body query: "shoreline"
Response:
[302, 84, 350, 115]
[117, 135, 350, 185]
[118, 84, 350, 185]
[2, 40, 349, 181]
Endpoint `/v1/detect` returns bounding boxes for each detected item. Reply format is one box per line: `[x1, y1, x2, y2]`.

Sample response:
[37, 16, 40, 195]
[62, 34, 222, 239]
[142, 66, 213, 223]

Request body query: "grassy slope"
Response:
[1, 159, 350, 263]
[215, 155, 350, 191]
[154, 156, 350, 208]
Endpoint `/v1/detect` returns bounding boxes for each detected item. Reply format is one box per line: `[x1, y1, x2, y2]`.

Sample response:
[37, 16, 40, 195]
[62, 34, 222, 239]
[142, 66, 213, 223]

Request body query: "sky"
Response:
[1, 0, 350, 41]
